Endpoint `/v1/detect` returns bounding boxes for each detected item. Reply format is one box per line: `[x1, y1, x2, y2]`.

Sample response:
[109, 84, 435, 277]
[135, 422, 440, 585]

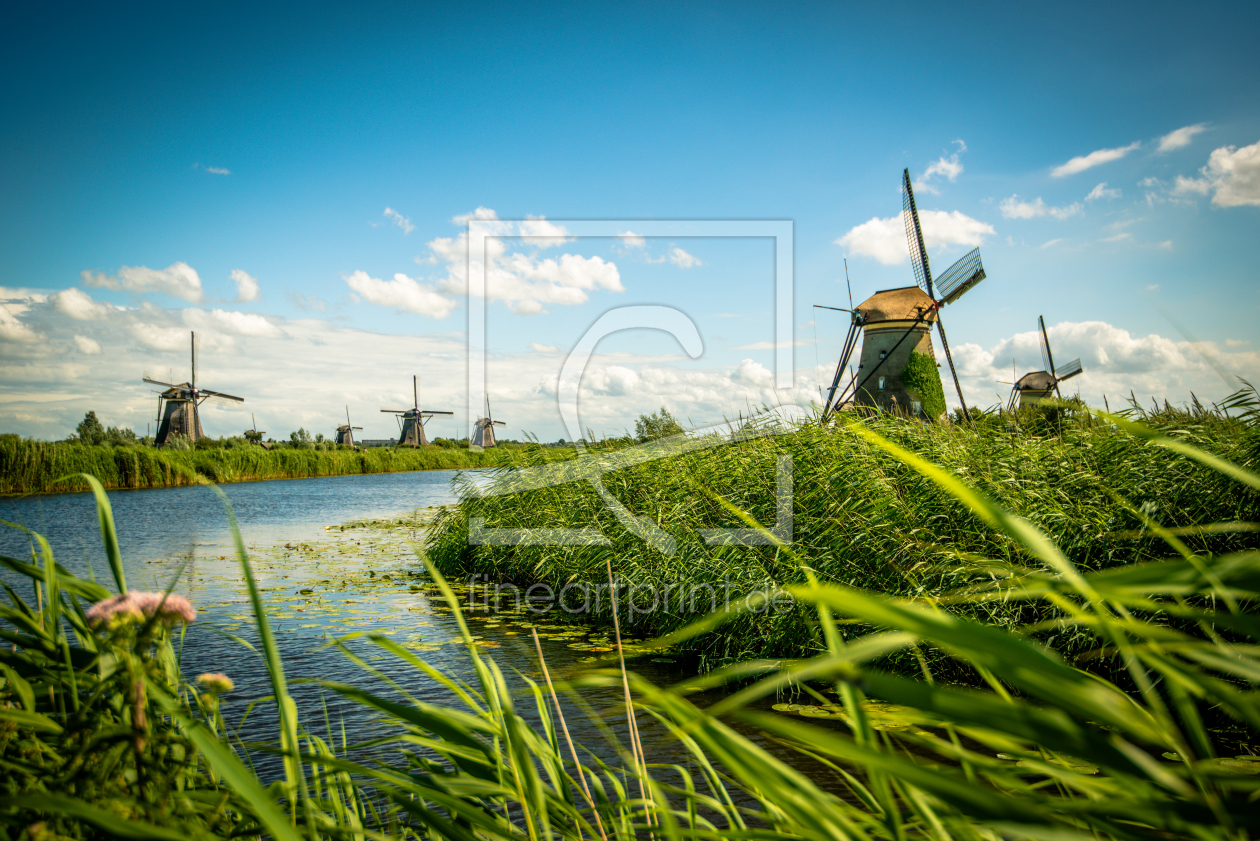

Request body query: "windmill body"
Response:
[851, 287, 941, 417]
[1008, 316, 1084, 409]
[471, 396, 506, 448]
[143, 331, 244, 445]
[382, 376, 452, 447]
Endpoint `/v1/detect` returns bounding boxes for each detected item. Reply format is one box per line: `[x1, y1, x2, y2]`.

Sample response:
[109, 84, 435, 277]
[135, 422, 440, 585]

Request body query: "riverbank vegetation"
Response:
[0, 437, 510, 495]
[2, 416, 1258, 840]
[428, 392, 1260, 670]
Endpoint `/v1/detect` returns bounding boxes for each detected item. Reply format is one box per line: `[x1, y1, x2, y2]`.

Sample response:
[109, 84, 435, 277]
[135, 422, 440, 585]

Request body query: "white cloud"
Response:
[1040, 238, 1065, 249]
[999, 195, 1083, 220]
[836, 209, 995, 265]
[286, 291, 327, 312]
[73, 335, 101, 355]
[667, 246, 703, 268]
[517, 216, 573, 248]
[529, 342, 558, 353]
[0, 305, 41, 343]
[1051, 141, 1141, 177]
[1195, 140, 1260, 207]
[345, 271, 457, 319]
[50, 287, 117, 320]
[1085, 182, 1121, 202]
[1172, 174, 1211, 196]
[231, 269, 260, 302]
[733, 340, 804, 350]
[617, 231, 646, 249]
[205, 166, 230, 175]
[81, 262, 205, 303]
[1157, 124, 1208, 153]
[183, 308, 286, 338]
[383, 207, 415, 234]
[913, 140, 967, 194]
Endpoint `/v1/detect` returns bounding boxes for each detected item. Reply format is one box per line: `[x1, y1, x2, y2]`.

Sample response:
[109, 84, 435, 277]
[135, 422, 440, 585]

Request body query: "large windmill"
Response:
[819, 169, 988, 420]
[1007, 316, 1084, 409]
[335, 406, 362, 447]
[471, 396, 506, 448]
[381, 375, 452, 447]
[142, 331, 244, 444]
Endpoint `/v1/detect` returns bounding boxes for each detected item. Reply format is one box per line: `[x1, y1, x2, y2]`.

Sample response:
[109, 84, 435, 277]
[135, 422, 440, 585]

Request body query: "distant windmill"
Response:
[336, 406, 362, 447]
[381, 375, 452, 447]
[244, 413, 265, 443]
[818, 169, 988, 420]
[142, 331, 244, 444]
[1007, 316, 1083, 409]
[471, 396, 506, 448]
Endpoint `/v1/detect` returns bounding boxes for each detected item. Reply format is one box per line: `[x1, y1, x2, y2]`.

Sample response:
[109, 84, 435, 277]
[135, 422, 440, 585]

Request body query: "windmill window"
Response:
[911, 401, 922, 415]
[878, 376, 886, 390]
[879, 351, 887, 360]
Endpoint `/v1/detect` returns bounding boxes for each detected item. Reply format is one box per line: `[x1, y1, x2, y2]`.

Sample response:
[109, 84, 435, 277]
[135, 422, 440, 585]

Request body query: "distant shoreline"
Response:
[0, 439, 506, 496]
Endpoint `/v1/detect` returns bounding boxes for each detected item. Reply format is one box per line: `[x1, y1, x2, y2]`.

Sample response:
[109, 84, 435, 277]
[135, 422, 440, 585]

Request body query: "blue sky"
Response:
[3, 1, 1258, 441]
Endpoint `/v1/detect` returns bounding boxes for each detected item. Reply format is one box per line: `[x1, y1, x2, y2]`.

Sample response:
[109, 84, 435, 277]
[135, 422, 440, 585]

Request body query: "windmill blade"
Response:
[491, 420, 506, 426]
[934, 248, 986, 305]
[143, 376, 179, 389]
[902, 168, 933, 296]
[1038, 316, 1055, 375]
[191, 331, 199, 389]
[1055, 358, 1083, 381]
[420, 410, 455, 417]
[351, 426, 363, 430]
[381, 408, 409, 414]
[199, 389, 245, 403]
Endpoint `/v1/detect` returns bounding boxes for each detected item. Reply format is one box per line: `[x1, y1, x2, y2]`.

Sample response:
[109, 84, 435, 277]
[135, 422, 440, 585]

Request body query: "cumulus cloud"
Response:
[667, 246, 703, 268]
[345, 271, 457, 319]
[183, 308, 286, 338]
[1171, 139, 1260, 207]
[914, 140, 967, 193]
[1085, 182, 1121, 202]
[517, 216, 574, 248]
[383, 207, 415, 234]
[999, 195, 1083, 220]
[231, 269, 260, 302]
[50, 288, 117, 320]
[1051, 141, 1141, 177]
[73, 335, 101, 355]
[836, 209, 995, 265]
[0, 305, 41, 343]
[617, 231, 646, 249]
[1158, 124, 1208, 153]
[81, 262, 204, 303]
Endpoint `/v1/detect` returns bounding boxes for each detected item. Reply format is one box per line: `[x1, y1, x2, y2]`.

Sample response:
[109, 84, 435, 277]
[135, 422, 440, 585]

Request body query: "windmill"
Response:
[818, 169, 988, 421]
[471, 396, 506, 448]
[142, 331, 244, 444]
[244, 413, 265, 444]
[381, 375, 452, 447]
[335, 406, 362, 447]
[1007, 316, 1083, 409]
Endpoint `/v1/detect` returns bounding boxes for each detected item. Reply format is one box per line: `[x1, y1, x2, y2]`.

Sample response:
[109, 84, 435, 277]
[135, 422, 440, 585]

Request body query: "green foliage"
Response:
[899, 349, 946, 419]
[634, 405, 684, 441]
[3, 428, 1260, 841]
[288, 428, 314, 449]
[74, 412, 105, 445]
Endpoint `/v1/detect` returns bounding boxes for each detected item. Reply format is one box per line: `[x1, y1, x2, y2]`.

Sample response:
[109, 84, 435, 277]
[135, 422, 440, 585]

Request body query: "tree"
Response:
[634, 406, 684, 442]
[289, 428, 314, 449]
[76, 412, 106, 445]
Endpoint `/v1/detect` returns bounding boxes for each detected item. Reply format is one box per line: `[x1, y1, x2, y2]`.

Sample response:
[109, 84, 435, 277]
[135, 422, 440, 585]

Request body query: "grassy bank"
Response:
[427, 398, 1260, 668]
[0, 438, 510, 495]
[2, 428, 1258, 841]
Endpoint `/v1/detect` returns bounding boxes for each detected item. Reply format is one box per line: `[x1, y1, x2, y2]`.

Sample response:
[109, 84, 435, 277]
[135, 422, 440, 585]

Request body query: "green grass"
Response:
[426, 398, 1260, 670]
[0, 439, 517, 495]
[2, 413, 1259, 840]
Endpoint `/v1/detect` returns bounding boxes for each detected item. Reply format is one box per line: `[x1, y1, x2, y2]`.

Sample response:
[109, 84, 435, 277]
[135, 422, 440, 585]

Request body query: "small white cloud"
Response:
[517, 216, 573, 248]
[383, 207, 415, 234]
[1146, 284, 1160, 290]
[836, 209, 994, 265]
[1172, 174, 1211, 196]
[1199, 139, 1260, 207]
[1040, 238, 1065, 249]
[1085, 182, 1121, 201]
[286, 291, 326, 312]
[205, 166, 230, 175]
[529, 341, 558, 352]
[1157, 240, 1173, 250]
[73, 335, 101, 355]
[81, 262, 204, 303]
[50, 287, 116, 320]
[0, 305, 41, 343]
[230, 269, 260, 302]
[183, 308, 285, 338]
[1226, 338, 1250, 348]
[1157, 124, 1208, 153]
[914, 139, 967, 194]
[668, 246, 703, 268]
[345, 270, 457, 318]
[999, 195, 1082, 220]
[617, 231, 646, 249]
[1051, 141, 1141, 177]
[1102, 232, 1133, 242]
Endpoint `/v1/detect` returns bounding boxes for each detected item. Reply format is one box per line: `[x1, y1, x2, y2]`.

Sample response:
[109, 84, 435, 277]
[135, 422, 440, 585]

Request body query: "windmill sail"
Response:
[934, 248, 986, 305]
[1038, 315, 1056, 376]
[1055, 358, 1083, 381]
[902, 169, 933, 295]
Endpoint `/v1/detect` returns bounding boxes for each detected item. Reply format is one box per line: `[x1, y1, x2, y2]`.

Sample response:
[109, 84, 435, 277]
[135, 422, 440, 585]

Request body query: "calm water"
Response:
[0, 471, 839, 794]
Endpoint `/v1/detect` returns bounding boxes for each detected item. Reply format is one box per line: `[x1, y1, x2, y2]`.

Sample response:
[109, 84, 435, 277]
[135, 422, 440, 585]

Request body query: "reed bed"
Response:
[0, 439, 509, 495]
[1, 414, 1258, 841]
[426, 398, 1260, 668]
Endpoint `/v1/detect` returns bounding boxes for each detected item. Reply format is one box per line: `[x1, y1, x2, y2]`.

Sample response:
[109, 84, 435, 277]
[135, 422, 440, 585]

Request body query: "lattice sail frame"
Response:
[1038, 315, 1055, 375]
[902, 169, 932, 296]
[934, 248, 986, 304]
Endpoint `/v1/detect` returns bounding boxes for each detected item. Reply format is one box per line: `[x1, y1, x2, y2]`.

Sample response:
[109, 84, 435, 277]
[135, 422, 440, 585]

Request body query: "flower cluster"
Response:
[86, 591, 197, 630]
[196, 673, 234, 695]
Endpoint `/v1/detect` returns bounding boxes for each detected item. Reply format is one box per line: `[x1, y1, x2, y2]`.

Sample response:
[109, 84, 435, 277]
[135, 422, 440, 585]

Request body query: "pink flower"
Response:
[86, 591, 197, 629]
